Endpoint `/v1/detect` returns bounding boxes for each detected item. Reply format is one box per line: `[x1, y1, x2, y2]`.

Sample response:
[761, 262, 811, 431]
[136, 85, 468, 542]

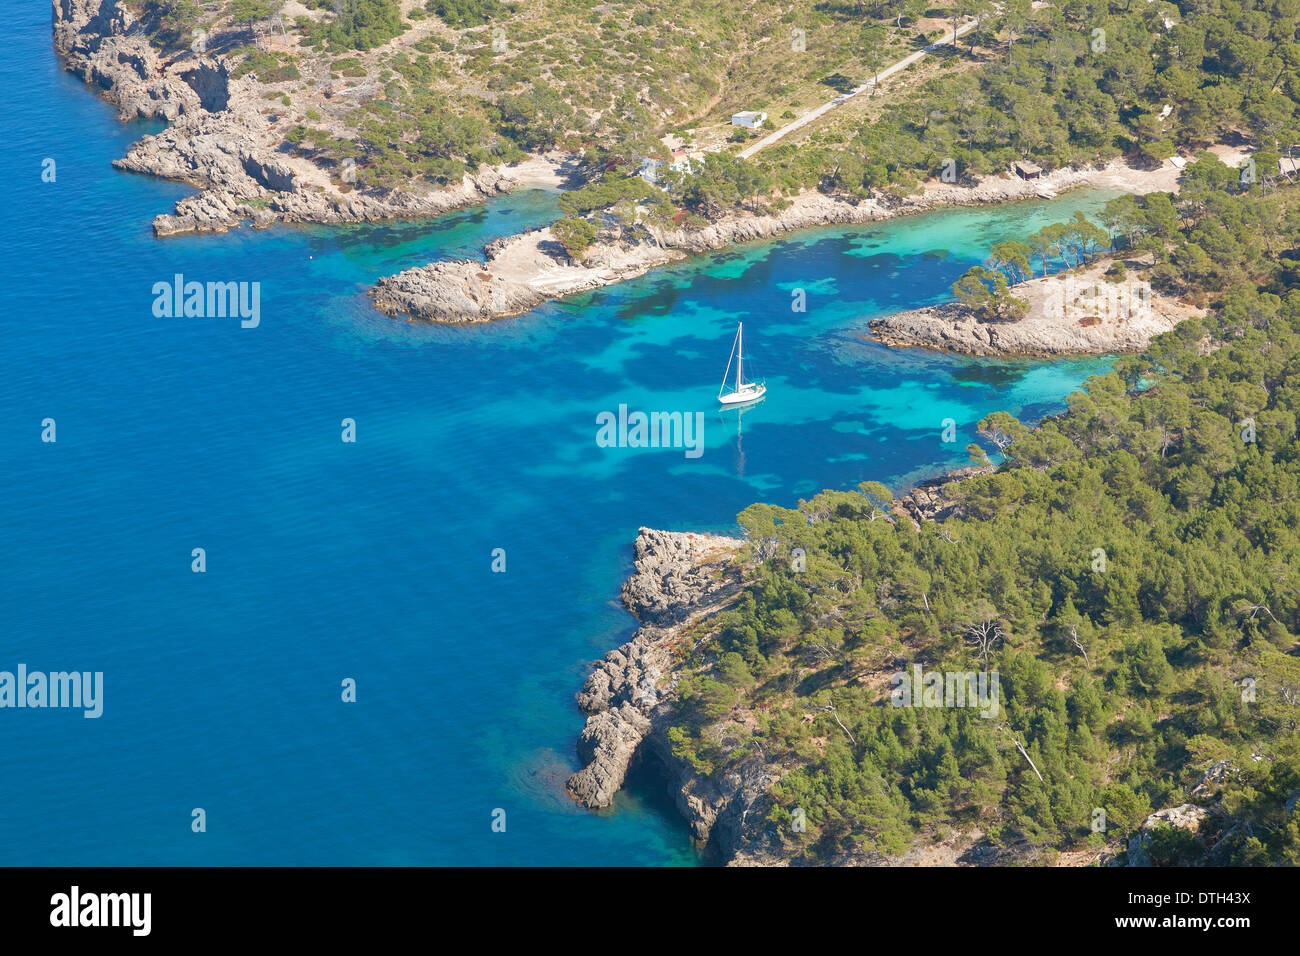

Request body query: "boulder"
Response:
[1127, 804, 1210, 866]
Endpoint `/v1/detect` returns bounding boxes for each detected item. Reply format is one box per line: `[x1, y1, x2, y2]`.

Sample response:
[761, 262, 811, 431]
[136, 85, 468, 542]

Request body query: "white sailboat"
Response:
[718, 322, 766, 406]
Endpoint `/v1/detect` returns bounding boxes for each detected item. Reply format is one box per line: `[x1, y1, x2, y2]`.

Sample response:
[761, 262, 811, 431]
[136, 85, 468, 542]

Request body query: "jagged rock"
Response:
[867, 299, 1185, 357]
[54, 1, 582, 236]
[179, 61, 230, 112]
[566, 704, 652, 808]
[1190, 759, 1236, 799]
[53, 0, 200, 121]
[241, 154, 298, 193]
[620, 527, 745, 625]
[153, 192, 241, 237]
[1127, 804, 1210, 866]
[893, 468, 992, 526]
[565, 529, 743, 810]
[370, 258, 549, 324]
[370, 229, 683, 323]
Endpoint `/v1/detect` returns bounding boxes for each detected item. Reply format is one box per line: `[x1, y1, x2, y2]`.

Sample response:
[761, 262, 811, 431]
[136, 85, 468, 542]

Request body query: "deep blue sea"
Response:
[1, 6, 1116, 864]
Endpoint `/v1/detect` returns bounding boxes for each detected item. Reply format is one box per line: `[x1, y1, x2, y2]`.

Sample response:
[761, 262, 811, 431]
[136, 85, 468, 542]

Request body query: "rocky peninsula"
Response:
[574, 470, 1264, 866]
[52, 0, 579, 237]
[566, 477, 999, 867]
[564, 528, 778, 860]
[568, 487, 1047, 865]
[369, 156, 1195, 327]
[868, 259, 1205, 357]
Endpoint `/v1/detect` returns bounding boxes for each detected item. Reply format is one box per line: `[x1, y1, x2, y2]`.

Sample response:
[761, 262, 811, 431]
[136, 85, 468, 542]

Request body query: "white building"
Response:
[730, 111, 767, 129]
[639, 157, 665, 184]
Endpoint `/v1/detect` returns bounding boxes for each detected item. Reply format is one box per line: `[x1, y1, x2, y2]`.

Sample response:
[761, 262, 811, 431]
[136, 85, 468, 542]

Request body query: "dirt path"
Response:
[738, 19, 979, 159]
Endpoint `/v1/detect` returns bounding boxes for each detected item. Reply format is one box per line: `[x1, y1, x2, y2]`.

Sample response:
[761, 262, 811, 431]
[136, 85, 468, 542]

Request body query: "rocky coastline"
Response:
[369, 158, 1186, 327]
[370, 228, 685, 324]
[56, 2, 1196, 342]
[566, 477, 994, 867]
[52, 0, 578, 237]
[864, 255, 1206, 357]
[571, 470, 1251, 867]
[564, 527, 791, 864]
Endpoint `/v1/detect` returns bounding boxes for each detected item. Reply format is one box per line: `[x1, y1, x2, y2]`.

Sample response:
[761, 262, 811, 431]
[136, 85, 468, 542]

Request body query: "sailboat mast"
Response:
[736, 324, 744, 389]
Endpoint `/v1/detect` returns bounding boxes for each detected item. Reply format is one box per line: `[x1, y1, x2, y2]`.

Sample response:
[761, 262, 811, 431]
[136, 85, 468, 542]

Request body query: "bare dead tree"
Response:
[999, 725, 1045, 784]
[807, 641, 841, 665]
[964, 618, 1005, 667]
[833, 573, 862, 594]
[1236, 602, 1280, 624]
[876, 576, 899, 609]
[1068, 623, 1090, 667]
[813, 702, 856, 746]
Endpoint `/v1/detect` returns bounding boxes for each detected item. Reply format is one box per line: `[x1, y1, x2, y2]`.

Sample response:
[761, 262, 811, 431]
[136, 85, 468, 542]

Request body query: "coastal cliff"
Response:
[51, 0, 576, 236]
[578, 470, 1272, 867]
[566, 527, 801, 864]
[570, 482, 1012, 867]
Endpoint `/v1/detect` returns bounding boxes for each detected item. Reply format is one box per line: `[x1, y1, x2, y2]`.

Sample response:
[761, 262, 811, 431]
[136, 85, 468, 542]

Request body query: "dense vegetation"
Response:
[758, 0, 1300, 195]
[137, 0, 1300, 213]
[299, 0, 408, 51]
[427, 0, 505, 29]
[666, 176, 1300, 865]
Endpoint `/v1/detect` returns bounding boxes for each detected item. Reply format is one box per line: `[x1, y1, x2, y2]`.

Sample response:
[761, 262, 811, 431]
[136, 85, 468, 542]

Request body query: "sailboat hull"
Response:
[718, 384, 766, 406]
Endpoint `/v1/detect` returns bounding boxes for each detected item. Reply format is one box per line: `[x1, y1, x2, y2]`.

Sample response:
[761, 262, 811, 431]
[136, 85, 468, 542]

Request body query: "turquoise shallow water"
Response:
[1, 7, 1115, 865]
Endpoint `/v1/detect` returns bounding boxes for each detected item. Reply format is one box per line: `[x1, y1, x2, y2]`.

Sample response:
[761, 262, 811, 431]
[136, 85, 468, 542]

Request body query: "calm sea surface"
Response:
[0, 6, 1115, 864]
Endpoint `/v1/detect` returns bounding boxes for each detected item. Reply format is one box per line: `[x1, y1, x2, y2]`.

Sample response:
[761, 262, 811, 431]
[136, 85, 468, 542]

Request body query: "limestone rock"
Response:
[53, 1, 580, 237]
[565, 529, 742, 810]
[1127, 804, 1210, 866]
[1190, 760, 1236, 799]
[370, 229, 683, 324]
[620, 527, 745, 625]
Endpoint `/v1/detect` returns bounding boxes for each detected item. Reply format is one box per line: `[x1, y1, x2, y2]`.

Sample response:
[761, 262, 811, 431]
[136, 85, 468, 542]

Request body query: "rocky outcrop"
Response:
[53, 0, 201, 121]
[565, 528, 744, 812]
[868, 255, 1203, 357]
[619, 527, 746, 625]
[371, 228, 684, 323]
[241, 154, 297, 193]
[891, 466, 994, 526]
[1189, 759, 1236, 799]
[1126, 804, 1211, 867]
[179, 61, 230, 113]
[370, 256, 553, 326]
[868, 298, 1188, 358]
[369, 158, 1182, 325]
[52, 1, 582, 236]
